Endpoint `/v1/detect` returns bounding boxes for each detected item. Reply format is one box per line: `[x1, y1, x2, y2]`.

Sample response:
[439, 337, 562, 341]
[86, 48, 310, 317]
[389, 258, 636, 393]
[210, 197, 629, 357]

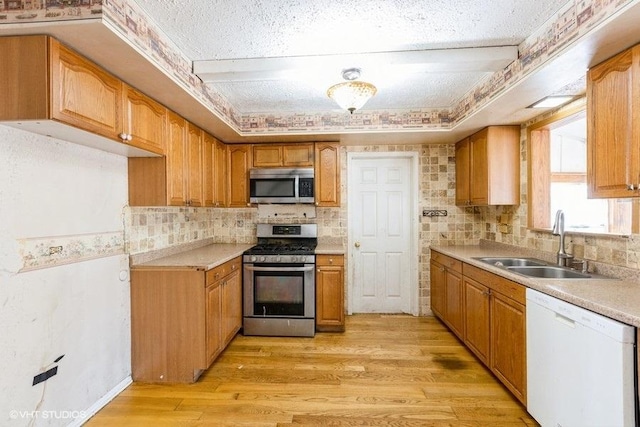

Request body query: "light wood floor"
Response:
[88, 314, 539, 426]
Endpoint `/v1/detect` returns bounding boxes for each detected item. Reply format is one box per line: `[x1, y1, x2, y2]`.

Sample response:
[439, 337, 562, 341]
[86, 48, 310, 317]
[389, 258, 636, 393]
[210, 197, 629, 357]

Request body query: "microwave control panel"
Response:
[299, 178, 314, 197]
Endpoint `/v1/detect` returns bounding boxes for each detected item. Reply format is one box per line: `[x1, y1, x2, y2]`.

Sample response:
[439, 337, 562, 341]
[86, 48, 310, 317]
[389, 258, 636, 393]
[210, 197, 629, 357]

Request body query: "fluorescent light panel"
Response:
[528, 96, 574, 108]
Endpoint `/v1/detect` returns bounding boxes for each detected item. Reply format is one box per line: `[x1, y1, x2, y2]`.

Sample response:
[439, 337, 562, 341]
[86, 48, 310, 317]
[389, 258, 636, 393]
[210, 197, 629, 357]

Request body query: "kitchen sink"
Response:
[474, 257, 548, 267]
[506, 266, 591, 279]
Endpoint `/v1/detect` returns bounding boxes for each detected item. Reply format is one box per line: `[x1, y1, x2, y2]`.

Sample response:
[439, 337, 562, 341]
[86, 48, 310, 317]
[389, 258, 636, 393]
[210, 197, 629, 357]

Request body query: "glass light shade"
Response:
[327, 81, 377, 113]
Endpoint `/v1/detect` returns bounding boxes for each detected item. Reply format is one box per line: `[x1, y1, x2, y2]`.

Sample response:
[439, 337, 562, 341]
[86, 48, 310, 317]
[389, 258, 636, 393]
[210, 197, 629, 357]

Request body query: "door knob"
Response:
[354, 242, 361, 248]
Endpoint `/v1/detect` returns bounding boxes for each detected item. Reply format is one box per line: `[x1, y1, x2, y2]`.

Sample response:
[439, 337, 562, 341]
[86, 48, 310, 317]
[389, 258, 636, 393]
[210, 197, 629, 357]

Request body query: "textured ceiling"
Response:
[135, 0, 568, 115]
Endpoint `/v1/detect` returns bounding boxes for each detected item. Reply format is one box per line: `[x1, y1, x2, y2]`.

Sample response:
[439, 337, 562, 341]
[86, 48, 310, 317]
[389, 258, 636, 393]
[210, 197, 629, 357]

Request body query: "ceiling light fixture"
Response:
[527, 95, 575, 108]
[327, 68, 377, 114]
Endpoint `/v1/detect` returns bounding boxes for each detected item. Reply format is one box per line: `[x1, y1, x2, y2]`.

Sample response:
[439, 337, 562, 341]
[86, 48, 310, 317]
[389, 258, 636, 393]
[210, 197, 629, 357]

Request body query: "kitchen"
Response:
[1, 0, 640, 426]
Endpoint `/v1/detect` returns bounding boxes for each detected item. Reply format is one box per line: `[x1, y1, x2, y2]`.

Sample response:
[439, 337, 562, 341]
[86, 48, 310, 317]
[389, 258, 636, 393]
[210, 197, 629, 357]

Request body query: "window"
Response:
[527, 104, 634, 235]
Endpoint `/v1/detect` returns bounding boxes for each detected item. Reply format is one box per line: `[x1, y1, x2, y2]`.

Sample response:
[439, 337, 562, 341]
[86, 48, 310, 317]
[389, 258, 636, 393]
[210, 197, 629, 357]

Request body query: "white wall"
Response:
[0, 126, 131, 426]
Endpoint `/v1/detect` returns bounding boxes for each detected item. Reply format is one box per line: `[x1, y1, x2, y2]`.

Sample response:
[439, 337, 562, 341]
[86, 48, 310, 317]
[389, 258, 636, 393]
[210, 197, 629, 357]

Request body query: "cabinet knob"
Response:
[628, 184, 638, 191]
[317, 269, 320, 272]
[329, 258, 333, 264]
[118, 132, 132, 142]
[354, 242, 360, 248]
[315, 202, 319, 206]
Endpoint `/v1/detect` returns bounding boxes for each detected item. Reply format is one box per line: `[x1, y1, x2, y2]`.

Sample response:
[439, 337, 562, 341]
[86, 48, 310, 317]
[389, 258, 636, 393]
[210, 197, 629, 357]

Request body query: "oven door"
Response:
[243, 264, 315, 318]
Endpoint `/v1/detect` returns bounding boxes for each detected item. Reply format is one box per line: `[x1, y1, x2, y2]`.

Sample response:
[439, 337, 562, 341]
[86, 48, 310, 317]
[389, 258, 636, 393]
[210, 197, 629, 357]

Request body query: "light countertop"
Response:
[131, 243, 254, 270]
[431, 245, 640, 328]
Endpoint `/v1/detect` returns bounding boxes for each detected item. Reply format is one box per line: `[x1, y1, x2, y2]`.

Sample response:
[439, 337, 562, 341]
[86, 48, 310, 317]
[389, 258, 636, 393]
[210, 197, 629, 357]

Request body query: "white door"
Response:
[348, 153, 417, 314]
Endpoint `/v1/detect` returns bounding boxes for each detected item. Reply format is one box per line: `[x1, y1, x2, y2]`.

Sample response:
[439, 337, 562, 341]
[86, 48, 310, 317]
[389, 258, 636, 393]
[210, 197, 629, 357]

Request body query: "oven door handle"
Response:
[244, 265, 315, 272]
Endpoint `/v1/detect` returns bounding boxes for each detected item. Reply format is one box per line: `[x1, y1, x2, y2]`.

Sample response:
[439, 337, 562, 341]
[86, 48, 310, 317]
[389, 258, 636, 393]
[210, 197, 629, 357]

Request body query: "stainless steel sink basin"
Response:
[474, 257, 548, 267]
[506, 266, 591, 279]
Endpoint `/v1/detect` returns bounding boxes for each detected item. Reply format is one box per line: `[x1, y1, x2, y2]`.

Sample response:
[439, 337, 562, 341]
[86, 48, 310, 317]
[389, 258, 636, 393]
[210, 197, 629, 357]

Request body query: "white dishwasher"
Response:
[526, 289, 636, 427]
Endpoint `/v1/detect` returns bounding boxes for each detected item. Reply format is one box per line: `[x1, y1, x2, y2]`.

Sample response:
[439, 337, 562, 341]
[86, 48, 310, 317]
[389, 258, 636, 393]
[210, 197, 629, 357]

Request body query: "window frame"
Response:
[526, 103, 639, 236]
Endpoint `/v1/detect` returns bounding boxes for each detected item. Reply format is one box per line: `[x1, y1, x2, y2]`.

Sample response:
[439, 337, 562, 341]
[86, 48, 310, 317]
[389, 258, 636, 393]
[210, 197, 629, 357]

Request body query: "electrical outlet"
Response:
[48, 246, 63, 255]
[33, 366, 58, 386]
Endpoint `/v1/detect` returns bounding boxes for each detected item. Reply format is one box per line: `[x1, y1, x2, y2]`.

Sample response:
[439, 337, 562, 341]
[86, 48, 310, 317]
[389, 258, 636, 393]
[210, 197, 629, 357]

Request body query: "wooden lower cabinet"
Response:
[463, 276, 491, 366]
[131, 256, 242, 383]
[315, 254, 345, 332]
[431, 250, 527, 405]
[490, 290, 526, 404]
[430, 251, 464, 340]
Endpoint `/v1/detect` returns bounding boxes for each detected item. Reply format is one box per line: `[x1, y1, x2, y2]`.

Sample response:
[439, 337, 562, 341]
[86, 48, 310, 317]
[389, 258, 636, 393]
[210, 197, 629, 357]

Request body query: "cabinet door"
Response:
[187, 123, 204, 207]
[315, 143, 340, 206]
[469, 128, 489, 205]
[455, 137, 471, 206]
[205, 281, 223, 366]
[228, 145, 252, 207]
[49, 39, 122, 141]
[316, 255, 345, 331]
[253, 145, 283, 167]
[222, 269, 242, 345]
[463, 277, 490, 365]
[587, 45, 640, 198]
[122, 84, 166, 155]
[202, 132, 216, 207]
[166, 110, 187, 206]
[491, 292, 526, 404]
[444, 269, 464, 339]
[214, 139, 228, 207]
[430, 260, 446, 319]
[283, 144, 314, 166]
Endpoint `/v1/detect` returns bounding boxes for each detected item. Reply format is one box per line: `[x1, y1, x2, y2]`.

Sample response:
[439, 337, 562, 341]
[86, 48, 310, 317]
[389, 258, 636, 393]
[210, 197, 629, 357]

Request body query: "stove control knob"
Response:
[276, 256, 282, 262]
[259, 256, 266, 262]
[291, 256, 298, 263]
[250, 256, 257, 262]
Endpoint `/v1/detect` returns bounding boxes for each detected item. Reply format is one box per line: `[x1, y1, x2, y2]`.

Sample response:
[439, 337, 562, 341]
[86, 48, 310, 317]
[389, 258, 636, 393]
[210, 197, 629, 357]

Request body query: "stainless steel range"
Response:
[243, 223, 317, 337]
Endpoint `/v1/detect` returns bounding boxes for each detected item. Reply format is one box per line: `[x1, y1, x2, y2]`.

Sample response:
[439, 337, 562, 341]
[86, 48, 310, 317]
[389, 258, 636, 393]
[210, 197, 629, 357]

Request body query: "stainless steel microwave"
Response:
[249, 168, 315, 204]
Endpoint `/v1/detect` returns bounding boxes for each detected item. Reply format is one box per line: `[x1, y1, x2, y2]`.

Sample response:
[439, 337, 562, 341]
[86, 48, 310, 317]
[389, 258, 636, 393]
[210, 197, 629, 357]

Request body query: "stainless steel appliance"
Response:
[243, 223, 317, 337]
[249, 168, 314, 204]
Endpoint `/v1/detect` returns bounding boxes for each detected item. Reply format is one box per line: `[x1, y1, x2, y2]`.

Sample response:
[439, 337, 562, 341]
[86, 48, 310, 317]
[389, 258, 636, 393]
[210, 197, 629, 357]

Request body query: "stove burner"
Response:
[247, 242, 317, 255]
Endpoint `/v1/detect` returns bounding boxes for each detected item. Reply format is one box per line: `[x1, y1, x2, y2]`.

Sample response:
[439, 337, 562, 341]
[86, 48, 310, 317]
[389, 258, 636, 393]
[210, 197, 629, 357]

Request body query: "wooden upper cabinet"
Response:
[214, 139, 228, 207]
[202, 132, 216, 207]
[49, 37, 123, 141]
[587, 44, 640, 198]
[122, 84, 166, 155]
[315, 143, 341, 207]
[228, 144, 252, 207]
[252, 143, 314, 167]
[455, 126, 520, 206]
[0, 35, 164, 157]
[253, 145, 282, 167]
[455, 137, 471, 206]
[166, 110, 188, 206]
[186, 123, 204, 207]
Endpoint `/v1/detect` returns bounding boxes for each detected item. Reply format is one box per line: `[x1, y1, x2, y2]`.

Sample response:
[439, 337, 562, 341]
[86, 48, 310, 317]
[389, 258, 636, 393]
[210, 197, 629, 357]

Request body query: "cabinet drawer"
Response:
[316, 254, 344, 266]
[206, 257, 241, 285]
[431, 251, 462, 274]
[463, 263, 525, 304]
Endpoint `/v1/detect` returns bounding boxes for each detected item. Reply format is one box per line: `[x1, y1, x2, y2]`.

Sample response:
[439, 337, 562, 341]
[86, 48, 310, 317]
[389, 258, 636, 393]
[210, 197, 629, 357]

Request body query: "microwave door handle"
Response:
[294, 175, 300, 201]
[244, 266, 315, 272]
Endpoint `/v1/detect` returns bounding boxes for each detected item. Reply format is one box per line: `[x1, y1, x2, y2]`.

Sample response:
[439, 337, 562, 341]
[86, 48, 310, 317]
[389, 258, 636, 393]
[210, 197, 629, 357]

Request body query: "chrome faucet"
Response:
[552, 209, 574, 267]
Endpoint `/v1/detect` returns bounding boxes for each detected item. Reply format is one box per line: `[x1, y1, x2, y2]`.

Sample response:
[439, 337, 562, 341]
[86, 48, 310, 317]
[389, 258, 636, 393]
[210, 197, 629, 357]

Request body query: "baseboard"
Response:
[68, 375, 132, 427]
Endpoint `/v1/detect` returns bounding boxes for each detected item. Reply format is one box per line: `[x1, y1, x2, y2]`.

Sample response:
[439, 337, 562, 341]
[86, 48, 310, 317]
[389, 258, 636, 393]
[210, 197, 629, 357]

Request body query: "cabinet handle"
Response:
[628, 184, 637, 191]
[118, 132, 132, 142]
[317, 269, 321, 272]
